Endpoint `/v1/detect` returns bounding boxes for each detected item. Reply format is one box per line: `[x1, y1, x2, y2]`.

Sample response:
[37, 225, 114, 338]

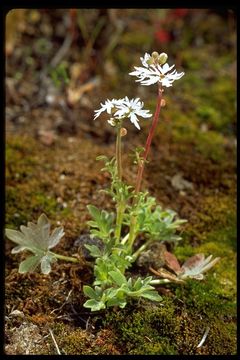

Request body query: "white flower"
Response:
[94, 96, 152, 130]
[129, 52, 184, 87]
[93, 99, 120, 120]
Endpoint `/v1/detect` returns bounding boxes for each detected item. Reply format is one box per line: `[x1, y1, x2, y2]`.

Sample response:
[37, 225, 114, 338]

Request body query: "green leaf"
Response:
[87, 205, 114, 242]
[83, 285, 100, 300]
[107, 297, 127, 308]
[5, 228, 26, 245]
[83, 299, 106, 311]
[109, 269, 127, 287]
[140, 290, 162, 302]
[132, 277, 142, 291]
[18, 255, 42, 273]
[87, 205, 101, 221]
[84, 244, 102, 258]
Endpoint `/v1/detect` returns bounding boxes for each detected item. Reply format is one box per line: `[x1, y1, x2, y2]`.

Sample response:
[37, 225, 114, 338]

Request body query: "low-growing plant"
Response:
[6, 51, 220, 311]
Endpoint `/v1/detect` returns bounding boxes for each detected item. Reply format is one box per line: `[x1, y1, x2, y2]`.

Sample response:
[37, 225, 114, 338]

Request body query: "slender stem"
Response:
[128, 85, 163, 252]
[116, 125, 122, 181]
[115, 124, 124, 242]
[49, 251, 79, 263]
[127, 215, 137, 251]
[115, 202, 125, 242]
[135, 85, 163, 193]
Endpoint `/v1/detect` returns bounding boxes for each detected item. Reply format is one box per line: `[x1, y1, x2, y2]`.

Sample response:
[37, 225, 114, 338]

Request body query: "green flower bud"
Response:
[151, 51, 159, 59]
[158, 52, 168, 65]
[146, 58, 154, 65]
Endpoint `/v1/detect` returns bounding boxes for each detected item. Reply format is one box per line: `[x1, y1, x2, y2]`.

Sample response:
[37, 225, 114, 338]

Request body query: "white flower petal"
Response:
[129, 113, 140, 129]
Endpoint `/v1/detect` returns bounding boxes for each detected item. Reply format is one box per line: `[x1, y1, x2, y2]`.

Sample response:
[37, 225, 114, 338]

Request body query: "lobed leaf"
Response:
[18, 255, 42, 273]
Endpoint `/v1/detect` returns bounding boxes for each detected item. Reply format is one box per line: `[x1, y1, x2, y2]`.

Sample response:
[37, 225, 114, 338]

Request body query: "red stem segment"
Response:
[135, 86, 163, 193]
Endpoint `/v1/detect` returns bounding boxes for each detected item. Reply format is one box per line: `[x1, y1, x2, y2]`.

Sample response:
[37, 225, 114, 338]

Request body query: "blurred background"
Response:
[5, 8, 237, 228]
[6, 8, 236, 143]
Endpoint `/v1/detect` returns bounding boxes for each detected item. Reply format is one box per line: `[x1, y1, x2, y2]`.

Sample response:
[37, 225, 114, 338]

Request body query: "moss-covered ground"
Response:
[5, 9, 236, 355]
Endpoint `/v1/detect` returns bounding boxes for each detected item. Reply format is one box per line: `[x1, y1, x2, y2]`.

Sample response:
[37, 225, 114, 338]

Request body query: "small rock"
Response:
[137, 243, 167, 269]
[171, 173, 194, 191]
[38, 130, 56, 146]
[74, 234, 104, 260]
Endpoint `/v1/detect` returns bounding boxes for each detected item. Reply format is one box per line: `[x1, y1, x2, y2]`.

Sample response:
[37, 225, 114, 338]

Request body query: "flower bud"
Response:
[158, 52, 168, 64]
[146, 58, 154, 65]
[151, 51, 159, 59]
[120, 127, 127, 137]
[161, 99, 166, 107]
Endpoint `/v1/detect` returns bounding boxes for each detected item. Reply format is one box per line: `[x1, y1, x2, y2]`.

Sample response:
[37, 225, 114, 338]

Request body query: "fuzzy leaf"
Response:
[109, 269, 127, 287]
[83, 285, 100, 300]
[40, 255, 53, 274]
[87, 205, 101, 221]
[83, 299, 106, 311]
[84, 244, 102, 258]
[19, 255, 42, 273]
[107, 297, 127, 308]
[6, 214, 64, 255]
[180, 254, 220, 280]
[181, 253, 205, 271]
[6, 214, 64, 274]
[139, 290, 162, 302]
[48, 227, 65, 249]
[87, 205, 114, 242]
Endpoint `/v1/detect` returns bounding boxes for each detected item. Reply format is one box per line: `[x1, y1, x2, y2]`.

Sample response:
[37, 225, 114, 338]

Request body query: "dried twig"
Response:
[49, 328, 61, 355]
[197, 327, 210, 348]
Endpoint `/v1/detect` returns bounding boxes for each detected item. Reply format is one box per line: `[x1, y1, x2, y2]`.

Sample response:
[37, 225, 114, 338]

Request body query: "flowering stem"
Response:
[128, 85, 163, 252]
[135, 85, 163, 193]
[116, 125, 122, 181]
[115, 125, 124, 242]
[115, 202, 125, 242]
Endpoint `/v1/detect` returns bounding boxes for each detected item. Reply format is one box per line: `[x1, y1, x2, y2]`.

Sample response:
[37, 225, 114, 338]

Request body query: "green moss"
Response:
[104, 293, 236, 355]
[189, 194, 236, 240]
[195, 131, 227, 162]
[104, 299, 179, 355]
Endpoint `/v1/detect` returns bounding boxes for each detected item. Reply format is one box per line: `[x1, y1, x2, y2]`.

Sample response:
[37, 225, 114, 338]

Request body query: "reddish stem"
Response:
[135, 86, 163, 193]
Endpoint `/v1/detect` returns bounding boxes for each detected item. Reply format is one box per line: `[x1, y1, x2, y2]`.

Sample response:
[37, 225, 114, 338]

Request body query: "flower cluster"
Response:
[129, 52, 184, 87]
[94, 96, 152, 130]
